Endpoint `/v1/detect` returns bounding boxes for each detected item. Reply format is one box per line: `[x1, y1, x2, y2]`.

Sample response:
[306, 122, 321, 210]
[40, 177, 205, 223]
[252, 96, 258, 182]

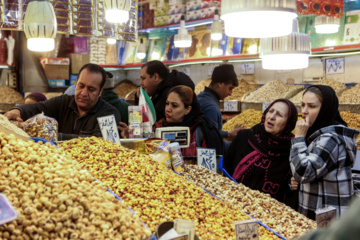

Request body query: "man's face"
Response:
[218, 83, 236, 100]
[140, 66, 161, 97]
[75, 68, 103, 112]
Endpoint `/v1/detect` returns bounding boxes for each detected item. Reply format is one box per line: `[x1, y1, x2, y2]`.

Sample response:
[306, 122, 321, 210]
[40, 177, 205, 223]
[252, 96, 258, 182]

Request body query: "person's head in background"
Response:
[140, 60, 169, 97]
[25, 92, 47, 104]
[103, 72, 114, 90]
[209, 64, 239, 100]
[75, 63, 106, 113]
[165, 85, 193, 124]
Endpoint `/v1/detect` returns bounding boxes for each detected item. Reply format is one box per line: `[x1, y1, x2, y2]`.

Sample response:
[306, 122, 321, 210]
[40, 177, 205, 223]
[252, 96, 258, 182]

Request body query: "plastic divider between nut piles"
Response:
[173, 170, 287, 240]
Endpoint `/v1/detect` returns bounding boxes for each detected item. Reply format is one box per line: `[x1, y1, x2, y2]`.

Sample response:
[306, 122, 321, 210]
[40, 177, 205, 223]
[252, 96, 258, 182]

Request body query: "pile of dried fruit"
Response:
[339, 83, 360, 103]
[0, 133, 151, 239]
[340, 111, 360, 150]
[182, 165, 317, 240]
[243, 80, 302, 102]
[114, 81, 138, 99]
[60, 137, 281, 239]
[0, 86, 24, 104]
[223, 109, 262, 131]
[225, 80, 258, 101]
[194, 79, 211, 95]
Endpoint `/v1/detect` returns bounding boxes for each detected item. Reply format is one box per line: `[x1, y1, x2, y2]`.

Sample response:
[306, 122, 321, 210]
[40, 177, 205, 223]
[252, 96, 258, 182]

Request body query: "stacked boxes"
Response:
[154, 0, 169, 26]
[143, 3, 154, 29]
[186, 0, 220, 21]
[168, 1, 186, 25]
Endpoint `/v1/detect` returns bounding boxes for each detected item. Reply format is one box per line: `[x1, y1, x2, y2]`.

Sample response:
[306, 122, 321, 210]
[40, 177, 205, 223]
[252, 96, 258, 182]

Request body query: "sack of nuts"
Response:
[24, 112, 58, 141]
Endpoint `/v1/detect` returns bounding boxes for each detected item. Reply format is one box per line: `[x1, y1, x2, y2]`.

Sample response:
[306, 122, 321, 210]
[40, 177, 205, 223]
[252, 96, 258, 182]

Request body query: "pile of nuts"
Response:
[340, 111, 360, 150]
[60, 137, 281, 240]
[0, 114, 29, 138]
[182, 165, 317, 240]
[223, 109, 262, 131]
[0, 132, 151, 239]
[320, 79, 347, 93]
[289, 90, 305, 104]
[339, 83, 360, 103]
[194, 79, 211, 94]
[114, 81, 138, 99]
[0, 86, 24, 104]
[225, 80, 258, 101]
[243, 80, 302, 102]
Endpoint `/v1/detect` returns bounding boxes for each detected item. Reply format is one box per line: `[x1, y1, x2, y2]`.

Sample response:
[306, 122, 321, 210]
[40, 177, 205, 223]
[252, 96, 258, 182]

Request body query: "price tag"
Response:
[224, 101, 239, 112]
[197, 148, 217, 173]
[179, 67, 191, 76]
[316, 207, 337, 228]
[97, 115, 121, 145]
[325, 57, 345, 75]
[0, 194, 17, 225]
[241, 63, 255, 74]
[235, 219, 259, 240]
[262, 102, 272, 112]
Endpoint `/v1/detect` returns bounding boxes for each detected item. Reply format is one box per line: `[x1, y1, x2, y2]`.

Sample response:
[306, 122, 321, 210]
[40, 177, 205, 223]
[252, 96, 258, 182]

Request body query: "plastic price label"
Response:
[234, 219, 259, 240]
[97, 115, 121, 145]
[197, 148, 217, 173]
[0, 194, 17, 225]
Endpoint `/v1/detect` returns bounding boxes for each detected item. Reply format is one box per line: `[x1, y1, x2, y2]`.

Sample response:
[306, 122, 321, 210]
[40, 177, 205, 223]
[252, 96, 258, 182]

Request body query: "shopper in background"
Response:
[100, 72, 130, 125]
[5, 63, 121, 140]
[224, 99, 299, 209]
[24, 92, 47, 104]
[137, 60, 195, 121]
[64, 84, 75, 96]
[140, 85, 223, 157]
[198, 64, 242, 143]
[296, 196, 360, 240]
[290, 85, 359, 220]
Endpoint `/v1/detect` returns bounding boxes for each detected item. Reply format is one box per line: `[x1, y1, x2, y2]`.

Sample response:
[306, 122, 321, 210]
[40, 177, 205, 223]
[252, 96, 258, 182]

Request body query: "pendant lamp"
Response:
[107, 38, 117, 44]
[260, 19, 311, 70]
[315, 16, 340, 34]
[137, 39, 146, 60]
[104, 0, 131, 24]
[24, 0, 57, 52]
[211, 9, 222, 41]
[174, 15, 192, 48]
[220, 0, 297, 38]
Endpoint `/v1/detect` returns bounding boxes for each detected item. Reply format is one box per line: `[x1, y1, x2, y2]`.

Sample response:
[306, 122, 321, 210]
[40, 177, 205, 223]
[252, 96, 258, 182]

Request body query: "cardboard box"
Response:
[68, 54, 90, 74]
[43, 64, 70, 80]
[169, 4, 185, 15]
[48, 79, 66, 87]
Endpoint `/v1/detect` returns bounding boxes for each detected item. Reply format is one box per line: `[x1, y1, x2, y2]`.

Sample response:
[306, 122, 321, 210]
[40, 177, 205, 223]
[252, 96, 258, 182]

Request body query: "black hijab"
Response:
[304, 85, 347, 140]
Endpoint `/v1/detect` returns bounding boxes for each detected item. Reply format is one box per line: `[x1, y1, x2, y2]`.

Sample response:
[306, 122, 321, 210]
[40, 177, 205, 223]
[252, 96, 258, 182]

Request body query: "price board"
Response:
[234, 219, 259, 240]
[197, 148, 217, 173]
[97, 115, 121, 145]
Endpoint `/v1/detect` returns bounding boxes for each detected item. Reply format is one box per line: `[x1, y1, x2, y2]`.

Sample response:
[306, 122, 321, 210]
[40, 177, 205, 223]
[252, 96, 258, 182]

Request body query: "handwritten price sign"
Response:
[0, 194, 17, 225]
[235, 219, 259, 240]
[197, 148, 216, 173]
[97, 115, 121, 145]
[224, 101, 239, 112]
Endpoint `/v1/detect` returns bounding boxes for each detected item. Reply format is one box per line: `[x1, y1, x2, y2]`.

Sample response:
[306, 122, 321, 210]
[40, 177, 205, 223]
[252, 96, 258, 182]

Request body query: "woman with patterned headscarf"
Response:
[224, 99, 298, 209]
[290, 85, 359, 220]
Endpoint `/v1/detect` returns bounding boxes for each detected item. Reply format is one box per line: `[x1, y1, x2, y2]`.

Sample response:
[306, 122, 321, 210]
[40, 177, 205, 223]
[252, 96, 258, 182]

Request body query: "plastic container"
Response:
[128, 106, 143, 138]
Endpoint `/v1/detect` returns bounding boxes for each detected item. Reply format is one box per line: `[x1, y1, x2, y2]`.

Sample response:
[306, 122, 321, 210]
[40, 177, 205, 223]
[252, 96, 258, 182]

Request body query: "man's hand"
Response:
[290, 177, 299, 190]
[227, 124, 245, 141]
[295, 116, 310, 138]
[4, 109, 23, 122]
[118, 122, 129, 138]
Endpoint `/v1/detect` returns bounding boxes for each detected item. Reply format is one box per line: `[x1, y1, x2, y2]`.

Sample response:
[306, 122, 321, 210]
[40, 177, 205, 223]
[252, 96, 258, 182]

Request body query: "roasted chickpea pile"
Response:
[182, 165, 317, 240]
[223, 109, 262, 131]
[340, 111, 360, 150]
[339, 83, 360, 103]
[0, 132, 151, 240]
[60, 137, 281, 240]
[224, 80, 258, 101]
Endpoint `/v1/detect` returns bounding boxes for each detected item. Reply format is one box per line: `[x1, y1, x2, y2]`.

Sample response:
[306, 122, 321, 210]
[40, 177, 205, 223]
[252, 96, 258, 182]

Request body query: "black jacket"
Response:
[14, 95, 121, 140]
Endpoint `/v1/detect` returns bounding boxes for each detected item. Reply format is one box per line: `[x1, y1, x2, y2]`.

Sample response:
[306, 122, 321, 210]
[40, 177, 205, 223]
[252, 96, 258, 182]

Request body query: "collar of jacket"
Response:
[68, 96, 104, 116]
[204, 87, 220, 102]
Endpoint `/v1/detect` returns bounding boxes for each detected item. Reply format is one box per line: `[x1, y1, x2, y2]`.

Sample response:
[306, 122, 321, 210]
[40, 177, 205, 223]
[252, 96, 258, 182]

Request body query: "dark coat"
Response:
[101, 89, 130, 125]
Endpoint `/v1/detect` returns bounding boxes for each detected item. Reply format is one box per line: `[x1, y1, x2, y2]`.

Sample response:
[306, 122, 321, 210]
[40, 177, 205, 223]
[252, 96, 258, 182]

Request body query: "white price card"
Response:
[0, 194, 17, 225]
[197, 148, 217, 173]
[224, 101, 239, 112]
[241, 63, 255, 74]
[97, 115, 121, 145]
[316, 207, 337, 228]
[235, 219, 259, 240]
[262, 102, 272, 113]
[325, 57, 345, 75]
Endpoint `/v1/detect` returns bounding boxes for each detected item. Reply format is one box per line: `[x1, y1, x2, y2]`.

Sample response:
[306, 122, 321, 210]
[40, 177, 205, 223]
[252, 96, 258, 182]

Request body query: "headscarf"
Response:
[232, 99, 298, 192]
[26, 92, 47, 102]
[304, 85, 347, 140]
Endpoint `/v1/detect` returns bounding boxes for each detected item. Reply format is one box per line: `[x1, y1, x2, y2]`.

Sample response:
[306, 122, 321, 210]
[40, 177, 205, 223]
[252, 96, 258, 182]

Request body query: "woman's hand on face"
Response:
[118, 122, 129, 139]
[294, 116, 310, 138]
[290, 177, 299, 190]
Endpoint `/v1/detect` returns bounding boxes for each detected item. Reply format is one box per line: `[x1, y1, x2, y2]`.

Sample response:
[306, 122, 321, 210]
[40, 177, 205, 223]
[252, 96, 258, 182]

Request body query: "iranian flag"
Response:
[139, 87, 156, 126]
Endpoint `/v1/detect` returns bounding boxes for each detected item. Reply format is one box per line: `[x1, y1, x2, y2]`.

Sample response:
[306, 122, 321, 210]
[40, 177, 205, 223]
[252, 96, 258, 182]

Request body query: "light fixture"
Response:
[247, 44, 258, 54]
[211, 9, 222, 41]
[24, 0, 57, 52]
[104, 0, 131, 24]
[206, 47, 223, 56]
[260, 19, 311, 70]
[315, 16, 340, 34]
[107, 38, 117, 44]
[174, 15, 192, 48]
[220, 0, 297, 38]
[137, 39, 146, 60]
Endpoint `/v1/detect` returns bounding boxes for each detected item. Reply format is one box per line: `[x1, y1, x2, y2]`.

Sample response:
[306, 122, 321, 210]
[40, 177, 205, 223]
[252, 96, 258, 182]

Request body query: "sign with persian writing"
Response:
[197, 148, 216, 173]
[97, 115, 121, 145]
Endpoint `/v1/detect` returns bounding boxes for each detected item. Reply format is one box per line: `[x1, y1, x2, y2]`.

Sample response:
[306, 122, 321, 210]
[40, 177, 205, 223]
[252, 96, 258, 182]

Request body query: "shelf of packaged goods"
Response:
[138, 17, 214, 32]
[312, 44, 360, 54]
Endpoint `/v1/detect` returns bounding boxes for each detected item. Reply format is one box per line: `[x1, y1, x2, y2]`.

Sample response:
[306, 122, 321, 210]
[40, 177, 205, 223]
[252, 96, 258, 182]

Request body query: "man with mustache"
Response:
[5, 63, 121, 140]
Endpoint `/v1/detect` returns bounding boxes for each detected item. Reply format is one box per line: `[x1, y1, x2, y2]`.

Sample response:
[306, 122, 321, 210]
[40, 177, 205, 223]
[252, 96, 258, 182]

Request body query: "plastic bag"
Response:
[145, 138, 172, 169]
[24, 113, 58, 141]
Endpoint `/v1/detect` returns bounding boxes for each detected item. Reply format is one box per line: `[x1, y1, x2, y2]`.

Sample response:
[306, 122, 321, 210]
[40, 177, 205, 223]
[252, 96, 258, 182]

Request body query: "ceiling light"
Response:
[211, 9, 222, 41]
[137, 39, 146, 60]
[104, 0, 131, 24]
[260, 19, 311, 70]
[24, 0, 57, 52]
[315, 16, 340, 34]
[220, 0, 297, 38]
[174, 15, 192, 48]
[107, 38, 117, 44]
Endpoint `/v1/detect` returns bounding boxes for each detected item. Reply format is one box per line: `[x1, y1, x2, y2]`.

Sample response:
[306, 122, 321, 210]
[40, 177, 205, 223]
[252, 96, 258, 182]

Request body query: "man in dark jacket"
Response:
[101, 72, 130, 125]
[5, 63, 121, 140]
[138, 60, 195, 120]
